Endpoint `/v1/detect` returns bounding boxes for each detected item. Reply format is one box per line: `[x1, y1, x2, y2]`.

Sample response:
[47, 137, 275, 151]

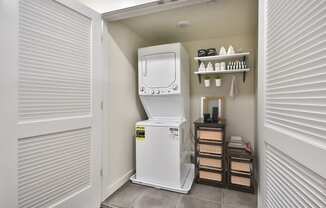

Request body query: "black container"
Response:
[212, 107, 219, 123]
[203, 113, 211, 123]
[207, 48, 217, 56]
[198, 49, 208, 57]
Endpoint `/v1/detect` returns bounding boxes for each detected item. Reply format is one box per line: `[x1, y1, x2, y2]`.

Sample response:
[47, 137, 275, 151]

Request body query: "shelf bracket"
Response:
[243, 71, 246, 83]
[242, 55, 247, 83]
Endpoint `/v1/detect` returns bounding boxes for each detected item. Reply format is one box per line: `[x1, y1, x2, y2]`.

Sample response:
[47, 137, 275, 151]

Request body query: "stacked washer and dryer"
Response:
[130, 43, 194, 193]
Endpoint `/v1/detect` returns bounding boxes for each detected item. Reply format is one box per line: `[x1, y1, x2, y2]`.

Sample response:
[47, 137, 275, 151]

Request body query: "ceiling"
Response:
[115, 0, 258, 43]
[77, 0, 157, 13]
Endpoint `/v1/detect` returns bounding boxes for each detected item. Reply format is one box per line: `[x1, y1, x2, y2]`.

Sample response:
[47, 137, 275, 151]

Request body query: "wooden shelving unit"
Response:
[194, 119, 226, 187]
[226, 147, 256, 193]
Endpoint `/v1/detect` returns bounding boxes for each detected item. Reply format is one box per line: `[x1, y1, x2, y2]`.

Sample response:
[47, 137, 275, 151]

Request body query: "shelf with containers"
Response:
[194, 52, 251, 83]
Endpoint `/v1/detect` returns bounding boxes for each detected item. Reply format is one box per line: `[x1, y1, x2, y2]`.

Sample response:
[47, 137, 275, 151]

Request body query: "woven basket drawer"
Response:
[231, 161, 251, 172]
[199, 170, 222, 182]
[198, 130, 223, 141]
[231, 175, 251, 187]
[199, 144, 223, 155]
[199, 157, 222, 169]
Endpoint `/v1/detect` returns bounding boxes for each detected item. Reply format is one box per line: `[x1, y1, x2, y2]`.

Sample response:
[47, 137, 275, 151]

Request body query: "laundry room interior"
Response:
[100, 0, 258, 207]
[2, 0, 326, 207]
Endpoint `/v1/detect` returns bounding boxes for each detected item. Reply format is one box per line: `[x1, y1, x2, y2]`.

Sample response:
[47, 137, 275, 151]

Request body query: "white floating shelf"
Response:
[194, 52, 250, 61]
[194, 68, 251, 75]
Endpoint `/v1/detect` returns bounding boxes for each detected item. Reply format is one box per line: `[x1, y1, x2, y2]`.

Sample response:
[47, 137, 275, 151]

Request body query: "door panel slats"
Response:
[263, 0, 326, 207]
[265, 0, 326, 145]
[19, 0, 91, 121]
[265, 145, 326, 208]
[18, 128, 91, 208]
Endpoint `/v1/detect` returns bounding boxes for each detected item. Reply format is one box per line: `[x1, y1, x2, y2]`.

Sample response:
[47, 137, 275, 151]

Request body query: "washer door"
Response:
[141, 52, 176, 88]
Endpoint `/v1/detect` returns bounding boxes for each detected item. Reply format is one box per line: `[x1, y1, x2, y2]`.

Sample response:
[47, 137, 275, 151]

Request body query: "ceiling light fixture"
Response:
[177, 20, 191, 28]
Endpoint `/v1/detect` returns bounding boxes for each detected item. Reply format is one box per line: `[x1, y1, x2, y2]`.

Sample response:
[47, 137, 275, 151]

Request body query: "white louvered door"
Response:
[258, 0, 326, 207]
[0, 0, 102, 208]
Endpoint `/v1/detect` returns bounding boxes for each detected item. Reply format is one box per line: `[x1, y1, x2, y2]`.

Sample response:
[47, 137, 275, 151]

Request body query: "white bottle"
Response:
[206, 62, 214, 72]
[215, 62, 220, 71]
[220, 62, 226, 71]
[198, 62, 206, 72]
[219, 46, 227, 55]
[227, 45, 235, 55]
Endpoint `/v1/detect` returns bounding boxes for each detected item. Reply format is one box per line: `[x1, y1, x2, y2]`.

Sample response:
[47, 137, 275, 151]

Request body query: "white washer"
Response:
[130, 43, 194, 193]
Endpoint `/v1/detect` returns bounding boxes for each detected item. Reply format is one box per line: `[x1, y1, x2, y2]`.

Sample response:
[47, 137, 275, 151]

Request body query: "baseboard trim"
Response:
[102, 169, 135, 201]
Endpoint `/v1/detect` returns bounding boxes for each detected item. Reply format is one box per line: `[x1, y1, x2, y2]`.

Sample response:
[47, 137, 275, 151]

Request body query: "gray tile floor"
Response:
[101, 182, 257, 208]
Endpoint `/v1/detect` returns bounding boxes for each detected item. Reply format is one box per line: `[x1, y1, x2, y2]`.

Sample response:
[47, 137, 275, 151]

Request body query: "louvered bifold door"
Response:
[258, 0, 326, 207]
[0, 0, 101, 207]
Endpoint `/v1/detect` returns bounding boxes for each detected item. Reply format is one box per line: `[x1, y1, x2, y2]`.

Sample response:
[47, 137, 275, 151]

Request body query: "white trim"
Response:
[55, 0, 99, 19]
[257, 0, 266, 207]
[0, 0, 19, 207]
[17, 116, 92, 138]
[102, 169, 135, 201]
[89, 7, 104, 208]
[103, 0, 215, 21]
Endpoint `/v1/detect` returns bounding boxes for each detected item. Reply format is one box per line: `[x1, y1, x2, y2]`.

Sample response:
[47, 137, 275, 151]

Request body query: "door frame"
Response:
[102, 0, 215, 21]
[55, 0, 104, 207]
[257, 0, 267, 207]
[0, 0, 19, 207]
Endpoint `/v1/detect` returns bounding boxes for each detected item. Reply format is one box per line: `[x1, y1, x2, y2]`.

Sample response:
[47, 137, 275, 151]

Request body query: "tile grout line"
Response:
[175, 193, 183, 208]
[128, 186, 151, 208]
[183, 194, 222, 205]
[221, 189, 225, 208]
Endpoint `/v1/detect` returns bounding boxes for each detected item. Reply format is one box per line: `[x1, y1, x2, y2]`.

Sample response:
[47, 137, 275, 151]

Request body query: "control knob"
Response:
[156, 90, 160, 94]
[151, 90, 155, 94]
[172, 84, 178, 90]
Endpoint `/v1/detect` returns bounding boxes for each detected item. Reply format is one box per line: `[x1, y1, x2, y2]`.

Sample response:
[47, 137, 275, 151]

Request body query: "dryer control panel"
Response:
[139, 84, 179, 95]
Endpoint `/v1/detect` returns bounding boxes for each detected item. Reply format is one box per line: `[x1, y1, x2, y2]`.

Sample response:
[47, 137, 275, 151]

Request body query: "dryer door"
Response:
[141, 52, 177, 89]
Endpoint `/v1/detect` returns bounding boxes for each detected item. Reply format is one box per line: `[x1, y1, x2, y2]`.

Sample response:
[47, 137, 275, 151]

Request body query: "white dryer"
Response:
[130, 43, 194, 193]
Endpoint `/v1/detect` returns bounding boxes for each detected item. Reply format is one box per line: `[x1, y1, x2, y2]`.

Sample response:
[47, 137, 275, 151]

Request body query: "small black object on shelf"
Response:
[197, 49, 208, 65]
[212, 107, 219, 123]
[197, 49, 208, 57]
[207, 48, 217, 56]
[203, 113, 211, 123]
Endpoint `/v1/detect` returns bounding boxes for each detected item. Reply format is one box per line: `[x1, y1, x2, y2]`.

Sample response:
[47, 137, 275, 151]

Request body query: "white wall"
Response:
[77, 0, 158, 13]
[102, 21, 147, 200]
[182, 35, 257, 147]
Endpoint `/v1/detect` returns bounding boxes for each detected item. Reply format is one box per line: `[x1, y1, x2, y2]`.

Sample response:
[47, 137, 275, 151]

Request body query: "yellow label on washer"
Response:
[136, 126, 145, 142]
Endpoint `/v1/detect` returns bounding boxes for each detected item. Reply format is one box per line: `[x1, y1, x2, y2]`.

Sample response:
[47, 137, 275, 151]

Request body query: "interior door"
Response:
[0, 0, 102, 208]
[258, 0, 326, 207]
